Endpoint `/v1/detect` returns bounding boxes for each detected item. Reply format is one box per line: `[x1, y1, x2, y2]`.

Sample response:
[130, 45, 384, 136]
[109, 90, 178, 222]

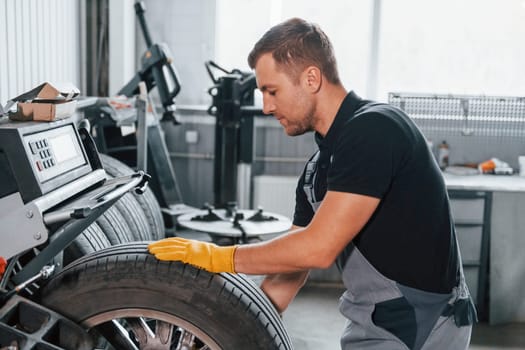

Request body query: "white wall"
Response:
[0, 0, 81, 105]
[214, 0, 525, 103]
[142, 0, 216, 106]
[377, 0, 525, 100]
[215, 0, 373, 102]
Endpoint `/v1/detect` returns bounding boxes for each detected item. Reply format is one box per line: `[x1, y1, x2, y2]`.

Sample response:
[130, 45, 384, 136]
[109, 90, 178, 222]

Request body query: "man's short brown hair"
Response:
[248, 17, 341, 85]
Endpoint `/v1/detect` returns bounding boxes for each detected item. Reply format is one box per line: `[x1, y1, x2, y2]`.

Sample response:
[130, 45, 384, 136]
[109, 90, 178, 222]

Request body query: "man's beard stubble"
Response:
[286, 107, 316, 137]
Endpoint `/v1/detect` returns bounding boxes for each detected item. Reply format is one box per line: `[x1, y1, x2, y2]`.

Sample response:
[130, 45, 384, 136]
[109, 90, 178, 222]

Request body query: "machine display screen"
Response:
[24, 124, 88, 184]
[48, 133, 79, 163]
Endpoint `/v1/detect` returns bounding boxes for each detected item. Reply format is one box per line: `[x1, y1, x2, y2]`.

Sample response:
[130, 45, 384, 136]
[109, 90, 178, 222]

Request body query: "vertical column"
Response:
[366, 0, 381, 100]
[108, 0, 136, 96]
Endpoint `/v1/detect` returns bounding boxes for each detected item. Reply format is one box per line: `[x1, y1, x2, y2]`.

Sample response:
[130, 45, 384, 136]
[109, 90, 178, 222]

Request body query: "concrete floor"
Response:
[283, 283, 525, 350]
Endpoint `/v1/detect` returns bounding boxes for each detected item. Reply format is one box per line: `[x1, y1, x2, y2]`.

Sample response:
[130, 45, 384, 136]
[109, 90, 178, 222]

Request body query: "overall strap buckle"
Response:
[303, 151, 320, 207]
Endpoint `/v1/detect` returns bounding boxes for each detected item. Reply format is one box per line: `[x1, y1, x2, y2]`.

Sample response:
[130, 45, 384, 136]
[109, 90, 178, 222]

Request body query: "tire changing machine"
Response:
[81, 1, 196, 232]
[174, 62, 292, 244]
[0, 113, 292, 350]
[0, 114, 148, 348]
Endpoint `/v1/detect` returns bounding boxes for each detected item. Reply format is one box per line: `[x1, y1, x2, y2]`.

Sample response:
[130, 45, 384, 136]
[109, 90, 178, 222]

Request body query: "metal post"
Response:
[136, 82, 148, 171]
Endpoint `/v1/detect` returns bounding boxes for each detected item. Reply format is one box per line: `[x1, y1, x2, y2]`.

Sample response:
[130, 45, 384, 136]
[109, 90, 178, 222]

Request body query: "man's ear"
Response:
[304, 66, 322, 92]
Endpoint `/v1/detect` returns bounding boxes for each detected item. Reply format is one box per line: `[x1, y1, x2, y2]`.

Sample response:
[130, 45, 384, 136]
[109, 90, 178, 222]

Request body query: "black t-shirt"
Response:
[293, 91, 459, 293]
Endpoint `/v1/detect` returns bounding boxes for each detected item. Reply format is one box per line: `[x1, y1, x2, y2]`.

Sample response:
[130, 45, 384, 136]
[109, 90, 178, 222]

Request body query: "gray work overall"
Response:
[303, 151, 476, 350]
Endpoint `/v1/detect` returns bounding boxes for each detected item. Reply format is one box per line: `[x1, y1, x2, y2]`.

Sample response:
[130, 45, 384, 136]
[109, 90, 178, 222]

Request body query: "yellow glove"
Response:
[148, 237, 237, 273]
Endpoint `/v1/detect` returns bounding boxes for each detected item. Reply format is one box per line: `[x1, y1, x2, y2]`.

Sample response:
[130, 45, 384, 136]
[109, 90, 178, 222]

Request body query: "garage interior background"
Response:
[1, 0, 525, 338]
[1, 0, 524, 211]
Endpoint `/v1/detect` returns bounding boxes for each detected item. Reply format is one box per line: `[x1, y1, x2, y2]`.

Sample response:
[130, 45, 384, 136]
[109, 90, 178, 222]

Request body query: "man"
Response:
[149, 17, 476, 349]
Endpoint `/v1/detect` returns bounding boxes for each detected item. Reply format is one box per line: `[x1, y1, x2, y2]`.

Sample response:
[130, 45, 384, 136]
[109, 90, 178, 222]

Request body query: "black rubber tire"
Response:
[95, 206, 133, 245]
[40, 243, 293, 350]
[64, 205, 140, 265]
[99, 153, 165, 240]
[63, 222, 111, 265]
[113, 193, 152, 241]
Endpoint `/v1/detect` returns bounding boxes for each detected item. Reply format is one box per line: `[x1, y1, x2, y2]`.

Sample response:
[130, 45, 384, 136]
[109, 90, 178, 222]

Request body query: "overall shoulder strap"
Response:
[303, 151, 321, 210]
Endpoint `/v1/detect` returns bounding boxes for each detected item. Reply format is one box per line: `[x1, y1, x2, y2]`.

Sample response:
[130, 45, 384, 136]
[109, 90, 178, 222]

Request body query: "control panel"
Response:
[0, 118, 93, 203]
[23, 124, 86, 183]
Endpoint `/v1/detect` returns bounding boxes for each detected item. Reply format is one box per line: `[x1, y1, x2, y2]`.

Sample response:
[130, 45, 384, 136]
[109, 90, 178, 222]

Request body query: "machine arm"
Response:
[118, 1, 182, 123]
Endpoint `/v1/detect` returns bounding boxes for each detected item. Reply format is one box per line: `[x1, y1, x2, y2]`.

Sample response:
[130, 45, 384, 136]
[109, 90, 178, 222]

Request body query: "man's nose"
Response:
[262, 97, 275, 115]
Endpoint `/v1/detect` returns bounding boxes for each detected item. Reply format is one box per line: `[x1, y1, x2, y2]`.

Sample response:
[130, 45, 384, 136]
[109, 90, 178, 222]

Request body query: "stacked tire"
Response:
[65, 154, 165, 263]
[98, 153, 164, 239]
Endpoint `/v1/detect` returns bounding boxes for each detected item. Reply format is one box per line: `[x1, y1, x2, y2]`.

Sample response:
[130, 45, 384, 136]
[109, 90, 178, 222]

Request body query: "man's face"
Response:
[255, 53, 316, 136]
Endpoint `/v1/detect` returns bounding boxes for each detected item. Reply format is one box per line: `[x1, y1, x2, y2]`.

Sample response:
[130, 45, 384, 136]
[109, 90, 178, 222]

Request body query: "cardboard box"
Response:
[11, 100, 78, 122]
[9, 82, 80, 122]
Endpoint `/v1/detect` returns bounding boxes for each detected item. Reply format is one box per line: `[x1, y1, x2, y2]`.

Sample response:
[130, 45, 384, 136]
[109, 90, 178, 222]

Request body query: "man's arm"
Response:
[149, 191, 379, 275]
[258, 225, 309, 314]
[234, 190, 380, 274]
[260, 270, 309, 314]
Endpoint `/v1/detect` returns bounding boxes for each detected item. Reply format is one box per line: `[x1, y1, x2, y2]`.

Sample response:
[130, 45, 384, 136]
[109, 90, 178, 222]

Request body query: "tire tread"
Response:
[41, 243, 292, 350]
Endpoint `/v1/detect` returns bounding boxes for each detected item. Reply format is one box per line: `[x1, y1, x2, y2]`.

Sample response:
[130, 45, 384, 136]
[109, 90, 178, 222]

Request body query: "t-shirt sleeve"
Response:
[327, 112, 406, 198]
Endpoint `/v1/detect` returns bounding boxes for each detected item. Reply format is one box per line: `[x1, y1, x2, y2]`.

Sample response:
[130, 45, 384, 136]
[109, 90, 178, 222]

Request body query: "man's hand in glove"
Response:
[148, 237, 237, 273]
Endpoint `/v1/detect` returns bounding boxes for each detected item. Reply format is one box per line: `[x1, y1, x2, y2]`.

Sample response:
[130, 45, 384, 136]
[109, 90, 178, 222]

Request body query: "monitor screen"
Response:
[48, 132, 79, 163]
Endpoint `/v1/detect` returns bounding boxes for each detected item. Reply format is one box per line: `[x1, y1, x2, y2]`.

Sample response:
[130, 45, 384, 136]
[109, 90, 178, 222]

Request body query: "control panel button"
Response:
[29, 142, 38, 154]
[36, 161, 43, 171]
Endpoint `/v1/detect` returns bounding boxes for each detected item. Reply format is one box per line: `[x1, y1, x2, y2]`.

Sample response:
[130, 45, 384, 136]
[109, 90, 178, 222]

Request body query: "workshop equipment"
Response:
[0, 114, 292, 350]
[0, 116, 148, 272]
[118, 1, 181, 124]
[0, 114, 144, 349]
[177, 206, 292, 244]
[206, 61, 263, 209]
[82, 1, 193, 230]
